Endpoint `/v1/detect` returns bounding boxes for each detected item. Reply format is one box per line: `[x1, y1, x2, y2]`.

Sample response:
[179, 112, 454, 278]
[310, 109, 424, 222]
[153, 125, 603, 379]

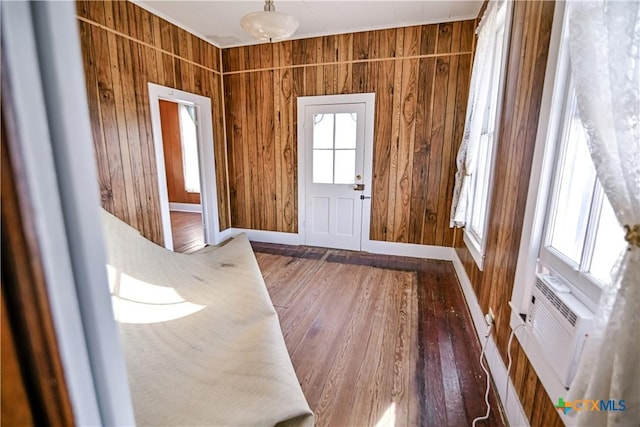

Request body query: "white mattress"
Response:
[102, 211, 313, 426]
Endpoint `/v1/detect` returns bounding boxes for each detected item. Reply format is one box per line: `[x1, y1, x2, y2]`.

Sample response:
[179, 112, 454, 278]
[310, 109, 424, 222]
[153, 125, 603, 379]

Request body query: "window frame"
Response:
[507, 1, 573, 410]
[508, 2, 628, 409]
[463, 0, 512, 270]
[537, 82, 610, 308]
[530, 30, 624, 313]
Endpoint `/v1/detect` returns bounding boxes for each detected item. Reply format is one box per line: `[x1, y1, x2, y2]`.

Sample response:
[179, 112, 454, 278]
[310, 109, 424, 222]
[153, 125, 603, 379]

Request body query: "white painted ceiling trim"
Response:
[133, 1, 482, 49]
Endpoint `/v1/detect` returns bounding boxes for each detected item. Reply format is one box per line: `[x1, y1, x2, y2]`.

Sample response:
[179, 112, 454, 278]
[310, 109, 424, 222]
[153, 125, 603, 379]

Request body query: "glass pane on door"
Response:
[313, 149, 333, 184]
[313, 114, 334, 149]
[335, 113, 357, 149]
[312, 111, 358, 185]
[334, 150, 356, 184]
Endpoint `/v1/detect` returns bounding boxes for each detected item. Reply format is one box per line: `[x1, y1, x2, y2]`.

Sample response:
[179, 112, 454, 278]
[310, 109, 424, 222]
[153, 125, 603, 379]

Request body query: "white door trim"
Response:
[297, 93, 376, 249]
[148, 83, 223, 249]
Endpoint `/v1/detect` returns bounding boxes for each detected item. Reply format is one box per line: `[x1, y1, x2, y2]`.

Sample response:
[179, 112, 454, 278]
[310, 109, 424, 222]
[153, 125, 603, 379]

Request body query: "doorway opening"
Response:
[148, 83, 222, 251]
[158, 100, 204, 253]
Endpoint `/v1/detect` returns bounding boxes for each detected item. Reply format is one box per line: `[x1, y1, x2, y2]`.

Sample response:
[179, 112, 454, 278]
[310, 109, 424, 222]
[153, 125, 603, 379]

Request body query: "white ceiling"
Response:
[134, 1, 482, 48]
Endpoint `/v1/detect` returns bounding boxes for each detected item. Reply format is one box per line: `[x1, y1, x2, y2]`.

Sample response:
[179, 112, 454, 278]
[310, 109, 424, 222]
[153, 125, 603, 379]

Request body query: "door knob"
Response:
[353, 184, 365, 191]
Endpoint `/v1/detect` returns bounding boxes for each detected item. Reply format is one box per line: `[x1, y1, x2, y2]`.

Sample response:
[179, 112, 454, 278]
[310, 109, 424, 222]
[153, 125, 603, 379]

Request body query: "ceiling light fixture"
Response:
[240, 0, 299, 43]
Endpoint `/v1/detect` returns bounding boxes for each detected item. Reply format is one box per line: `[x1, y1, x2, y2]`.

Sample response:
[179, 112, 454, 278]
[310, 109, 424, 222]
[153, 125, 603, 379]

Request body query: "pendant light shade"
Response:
[241, 0, 299, 42]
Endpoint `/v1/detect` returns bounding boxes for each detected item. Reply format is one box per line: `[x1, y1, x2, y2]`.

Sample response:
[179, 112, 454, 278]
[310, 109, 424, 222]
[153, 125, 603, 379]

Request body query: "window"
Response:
[509, 0, 629, 405]
[463, 0, 510, 269]
[178, 104, 200, 193]
[312, 112, 357, 184]
[512, 2, 626, 314]
[538, 84, 625, 307]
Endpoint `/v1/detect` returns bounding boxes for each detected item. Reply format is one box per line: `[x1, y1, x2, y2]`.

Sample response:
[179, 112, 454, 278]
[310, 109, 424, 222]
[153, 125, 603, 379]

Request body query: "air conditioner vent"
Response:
[535, 277, 577, 326]
[528, 273, 594, 387]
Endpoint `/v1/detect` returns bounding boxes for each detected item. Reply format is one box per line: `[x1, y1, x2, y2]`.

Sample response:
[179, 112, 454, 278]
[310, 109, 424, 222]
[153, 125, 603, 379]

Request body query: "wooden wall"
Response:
[455, 1, 563, 425]
[76, 0, 563, 423]
[222, 22, 474, 245]
[76, 1, 228, 245]
[158, 100, 201, 205]
[2, 86, 75, 426]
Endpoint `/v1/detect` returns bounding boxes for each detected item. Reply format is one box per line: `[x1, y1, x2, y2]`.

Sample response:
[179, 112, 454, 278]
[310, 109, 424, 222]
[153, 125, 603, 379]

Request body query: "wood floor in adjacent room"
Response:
[252, 243, 505, 427]
[169, 211, 204, 253]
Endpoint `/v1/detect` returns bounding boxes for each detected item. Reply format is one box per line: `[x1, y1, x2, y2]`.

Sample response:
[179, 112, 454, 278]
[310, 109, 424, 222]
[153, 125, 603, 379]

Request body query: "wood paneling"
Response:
[223, 23, 474, 244]
[253, 243, 504, 427]
[76, 1, 560, 422]
[455, 1, 563, 426]
[1, 288, 35, 427]
[77, 1, 229, 245]
[158, 100, 200, 205]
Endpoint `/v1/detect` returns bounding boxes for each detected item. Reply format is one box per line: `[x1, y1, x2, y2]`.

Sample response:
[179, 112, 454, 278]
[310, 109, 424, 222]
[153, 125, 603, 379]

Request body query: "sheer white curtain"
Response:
[566, 1, 639, 425]
[450, 1, 499, 227]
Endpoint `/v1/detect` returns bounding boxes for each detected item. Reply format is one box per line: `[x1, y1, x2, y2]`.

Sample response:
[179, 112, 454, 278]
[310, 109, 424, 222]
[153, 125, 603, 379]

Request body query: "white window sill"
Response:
[463, 229, 485, 271]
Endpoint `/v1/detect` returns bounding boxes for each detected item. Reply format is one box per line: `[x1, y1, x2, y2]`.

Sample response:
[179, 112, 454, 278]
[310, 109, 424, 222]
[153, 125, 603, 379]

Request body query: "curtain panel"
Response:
[449, 0, 499, 227]
[566, 2, 640, 426]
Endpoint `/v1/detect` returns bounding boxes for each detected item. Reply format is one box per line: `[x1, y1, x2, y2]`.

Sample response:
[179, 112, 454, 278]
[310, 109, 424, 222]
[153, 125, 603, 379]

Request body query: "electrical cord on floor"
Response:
[472, 322, 493, 427]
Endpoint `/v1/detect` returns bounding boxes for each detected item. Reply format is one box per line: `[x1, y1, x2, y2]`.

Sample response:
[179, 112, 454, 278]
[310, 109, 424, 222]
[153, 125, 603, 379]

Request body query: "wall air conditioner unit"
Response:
[527, 273, 594, 388]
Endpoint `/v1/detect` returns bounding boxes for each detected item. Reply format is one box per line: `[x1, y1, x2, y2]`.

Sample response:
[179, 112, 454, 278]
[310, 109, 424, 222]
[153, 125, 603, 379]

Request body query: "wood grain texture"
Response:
[169, 211, 204, 254]
[77, 0, 229, 245]
[454, 2, 563, 426]
[76, 2, 559, 423]
[158, 100, 201, 205]
[1, 83, 75, 426]
[253, 244, 505, 427]
[223, 23, 474, 243]
[1, 288, 35, 427]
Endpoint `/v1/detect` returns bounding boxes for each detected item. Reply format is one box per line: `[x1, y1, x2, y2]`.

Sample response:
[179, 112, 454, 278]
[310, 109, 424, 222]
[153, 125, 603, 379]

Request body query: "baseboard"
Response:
[452, 254, 530, 427]
[220, 228, 303, 246]
[361, 239, 456, 260]
[216, 229, 456, 261]
[169, 202, 201, 213]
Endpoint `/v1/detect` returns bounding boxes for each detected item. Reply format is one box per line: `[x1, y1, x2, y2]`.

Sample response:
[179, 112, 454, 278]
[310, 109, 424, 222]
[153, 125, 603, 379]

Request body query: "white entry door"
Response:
[300, 97, 372, 250]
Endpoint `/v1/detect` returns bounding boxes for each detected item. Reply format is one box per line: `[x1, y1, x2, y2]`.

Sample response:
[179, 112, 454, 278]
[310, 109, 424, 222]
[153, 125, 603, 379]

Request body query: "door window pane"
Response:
[335, 113, 357, 149]
[589, 195, 626, 285]
[334, 150, 356, 184]
[313, 114, 334, 149]
[549, 102, 596, 264]
[313, 150, 333, 184]
[311, 110, 359, 184]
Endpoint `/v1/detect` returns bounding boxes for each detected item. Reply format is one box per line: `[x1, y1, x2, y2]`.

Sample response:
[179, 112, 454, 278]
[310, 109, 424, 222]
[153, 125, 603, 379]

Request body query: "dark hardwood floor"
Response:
[252, 243, 506, 427]
[169, 211, 204, 253]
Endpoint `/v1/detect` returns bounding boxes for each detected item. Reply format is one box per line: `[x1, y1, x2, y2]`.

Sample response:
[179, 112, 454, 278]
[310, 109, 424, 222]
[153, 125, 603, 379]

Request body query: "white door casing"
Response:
[297, 94, 375, 251]
[148, 83, 222, 249]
